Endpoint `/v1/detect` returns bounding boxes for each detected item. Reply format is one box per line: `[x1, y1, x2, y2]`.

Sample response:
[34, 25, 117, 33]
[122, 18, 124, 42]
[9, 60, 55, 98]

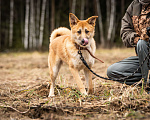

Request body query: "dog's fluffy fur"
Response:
[48, 13, 98, 97]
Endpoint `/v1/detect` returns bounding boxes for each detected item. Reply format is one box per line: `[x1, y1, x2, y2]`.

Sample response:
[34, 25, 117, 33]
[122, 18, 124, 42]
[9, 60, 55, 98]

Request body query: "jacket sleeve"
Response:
[120, 1, 138, 47]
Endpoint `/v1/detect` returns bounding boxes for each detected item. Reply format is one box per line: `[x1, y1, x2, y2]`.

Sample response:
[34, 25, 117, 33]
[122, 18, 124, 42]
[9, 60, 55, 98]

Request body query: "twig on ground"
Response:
[0, 104, 30, 114]
[15, 83, 41, 93]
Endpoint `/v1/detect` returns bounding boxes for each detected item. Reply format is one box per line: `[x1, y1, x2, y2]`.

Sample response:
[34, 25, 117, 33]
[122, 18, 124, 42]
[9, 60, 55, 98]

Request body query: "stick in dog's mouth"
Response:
[75, 42, 104, 63]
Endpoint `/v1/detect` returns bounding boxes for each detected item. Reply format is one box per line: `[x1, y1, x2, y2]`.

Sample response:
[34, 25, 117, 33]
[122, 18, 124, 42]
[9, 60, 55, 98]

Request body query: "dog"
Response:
[48, 13, 98, 97]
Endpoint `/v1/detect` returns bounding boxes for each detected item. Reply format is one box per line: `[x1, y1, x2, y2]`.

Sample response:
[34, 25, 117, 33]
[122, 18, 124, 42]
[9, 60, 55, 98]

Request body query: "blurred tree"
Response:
[24, 0, 29, 49]
[121, 0, 125, 17]
[106, 0, 110, 31]
[80, 0, 85, 20]
[36, 0, 40, 48]
[0, 0, 1, 49]
[29, 0, 36, 49]
[56, 0, 63, 28]
[0, 0, 133, 51]
[72, 0, 76, 14]
[107, 0, 116, 47]
[20, 0, 24, 46]
[39, 0, 47, 49]
[96, 0, 116, 47]
[51, 0, 55, 32]
[9, 0, 14, 47]
[96, 0, 105, 47]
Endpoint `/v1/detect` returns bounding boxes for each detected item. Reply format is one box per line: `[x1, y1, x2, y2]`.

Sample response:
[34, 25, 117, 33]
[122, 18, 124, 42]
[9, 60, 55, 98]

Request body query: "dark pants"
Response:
[107, 40, 150, 85]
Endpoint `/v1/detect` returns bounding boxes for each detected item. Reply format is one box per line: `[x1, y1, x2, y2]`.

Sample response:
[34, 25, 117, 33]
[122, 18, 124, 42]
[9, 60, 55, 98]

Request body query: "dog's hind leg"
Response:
[84, 68, 93, 94]
[69, 67, 87, 95]
[48, 53, 62, 97]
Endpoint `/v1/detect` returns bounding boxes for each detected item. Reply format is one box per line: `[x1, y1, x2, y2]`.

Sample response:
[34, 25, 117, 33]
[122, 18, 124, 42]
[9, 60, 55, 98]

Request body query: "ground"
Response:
[0, 48, 150, 120]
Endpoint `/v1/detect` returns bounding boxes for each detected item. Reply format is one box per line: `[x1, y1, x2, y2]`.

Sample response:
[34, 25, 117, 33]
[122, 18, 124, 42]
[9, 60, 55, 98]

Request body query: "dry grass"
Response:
[0, 48, 150, 120]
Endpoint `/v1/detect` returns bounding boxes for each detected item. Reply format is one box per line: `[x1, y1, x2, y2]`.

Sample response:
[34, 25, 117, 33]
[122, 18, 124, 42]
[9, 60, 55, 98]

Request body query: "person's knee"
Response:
[107, 65, 113, 77]
[137, 40, 147, 54]
[137, 40, 147, 49]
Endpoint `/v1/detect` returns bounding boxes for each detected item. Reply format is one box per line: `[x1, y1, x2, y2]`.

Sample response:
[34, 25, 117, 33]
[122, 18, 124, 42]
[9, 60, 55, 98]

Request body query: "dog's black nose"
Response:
[81, 39, 84, 44]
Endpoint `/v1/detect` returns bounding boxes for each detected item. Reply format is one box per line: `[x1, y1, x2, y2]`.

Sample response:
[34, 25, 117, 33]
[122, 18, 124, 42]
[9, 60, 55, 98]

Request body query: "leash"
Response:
[76, 26, 150, 83]
[84, 48, 104, 63]
[78, 43, 150, 82]
[147, 27, 150, 69]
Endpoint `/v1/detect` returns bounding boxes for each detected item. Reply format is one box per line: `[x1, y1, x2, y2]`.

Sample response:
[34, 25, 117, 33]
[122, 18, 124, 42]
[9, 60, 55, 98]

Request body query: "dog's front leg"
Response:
[84, 68, 93, 94]
[69, 67, 87, 95]
[48, 70, 56, 97]
[49, 82, 55, 97]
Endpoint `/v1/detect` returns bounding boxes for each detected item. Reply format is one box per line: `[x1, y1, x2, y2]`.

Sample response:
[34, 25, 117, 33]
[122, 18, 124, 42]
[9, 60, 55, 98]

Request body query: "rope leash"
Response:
[78, 27, 150, 83]
[78, 28, 150, 82]
[78, 49, 149, 82]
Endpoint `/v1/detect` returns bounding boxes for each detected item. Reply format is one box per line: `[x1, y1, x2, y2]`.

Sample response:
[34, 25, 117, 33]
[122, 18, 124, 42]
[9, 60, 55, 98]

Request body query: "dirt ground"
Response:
[0, 48, 150, 120]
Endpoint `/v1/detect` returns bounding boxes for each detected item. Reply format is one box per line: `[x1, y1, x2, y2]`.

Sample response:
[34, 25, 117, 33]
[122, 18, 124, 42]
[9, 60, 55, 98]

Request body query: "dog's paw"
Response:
[48, 94, 55, 97]
[82, 92, 88, 96]
[80, 89, 88, 96]
[81, 92, 88, 98]
[88, 89, 93, 94]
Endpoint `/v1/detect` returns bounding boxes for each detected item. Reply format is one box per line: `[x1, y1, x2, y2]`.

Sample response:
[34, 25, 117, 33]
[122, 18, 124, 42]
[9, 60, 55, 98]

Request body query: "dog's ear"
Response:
[86, 16, 98, 27]
[69, 13, 79, 27]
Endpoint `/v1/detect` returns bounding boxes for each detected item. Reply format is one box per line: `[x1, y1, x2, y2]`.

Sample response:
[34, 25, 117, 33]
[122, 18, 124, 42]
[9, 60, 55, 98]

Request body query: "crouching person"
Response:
[107, 0, 150, 87]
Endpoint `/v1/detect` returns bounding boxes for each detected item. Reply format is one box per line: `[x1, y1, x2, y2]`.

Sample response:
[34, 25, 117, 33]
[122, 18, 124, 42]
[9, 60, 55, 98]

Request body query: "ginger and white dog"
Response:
[48, 13, 98, 97]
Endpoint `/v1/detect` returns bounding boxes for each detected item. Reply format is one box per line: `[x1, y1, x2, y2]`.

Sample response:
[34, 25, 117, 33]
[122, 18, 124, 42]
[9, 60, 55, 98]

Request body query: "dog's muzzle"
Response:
[81, 38, 88, 46]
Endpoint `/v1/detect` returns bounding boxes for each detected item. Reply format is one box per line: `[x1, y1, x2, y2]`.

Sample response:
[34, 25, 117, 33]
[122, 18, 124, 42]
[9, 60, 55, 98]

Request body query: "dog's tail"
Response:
[50, 27, 71, 42]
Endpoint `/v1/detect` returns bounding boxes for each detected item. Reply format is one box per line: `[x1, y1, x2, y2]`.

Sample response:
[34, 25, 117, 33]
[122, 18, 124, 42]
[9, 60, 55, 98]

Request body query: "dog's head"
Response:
[69, 13, 98, 47]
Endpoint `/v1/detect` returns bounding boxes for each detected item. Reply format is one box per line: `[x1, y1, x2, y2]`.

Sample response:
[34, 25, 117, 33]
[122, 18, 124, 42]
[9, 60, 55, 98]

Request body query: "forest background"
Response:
[0, 0, 132, 51]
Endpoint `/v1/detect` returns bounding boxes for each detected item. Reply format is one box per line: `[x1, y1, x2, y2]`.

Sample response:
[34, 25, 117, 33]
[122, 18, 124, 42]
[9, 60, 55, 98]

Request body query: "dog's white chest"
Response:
[71, 50, 95, 70]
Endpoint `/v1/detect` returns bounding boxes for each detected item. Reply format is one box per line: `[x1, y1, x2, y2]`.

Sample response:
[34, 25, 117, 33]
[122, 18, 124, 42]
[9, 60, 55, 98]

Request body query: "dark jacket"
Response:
[120, 0, 142, 47]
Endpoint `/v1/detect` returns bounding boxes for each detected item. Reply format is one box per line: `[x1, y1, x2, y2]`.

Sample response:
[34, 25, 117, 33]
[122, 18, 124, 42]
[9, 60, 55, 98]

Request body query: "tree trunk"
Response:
[80, 0, 85, 20]
[36, 0, 40, 48]
[39, 0, 47, 49]
[85, 0, 90, 19]
[9, 0, 14, 47]
[72, 0, 76, 14]
[107, 0, 116, 44]
[69, 0, 72, 13]
[96, 0, 105, 47]
[111, 22, 116, 43]
[51, 0, 55, 32]
[20, 0, 24, 45]
[111, 0, 116, 43]
[56, 0, 63, 28]
[45, 0, 49, 35]
[29, 0, 36, 49]
[106, 0, 110, 36]
[121, 0, 125, 17]
[0, 0, 1, 49]
[24, 0, 30, 49]
[29, 0, 33, 49]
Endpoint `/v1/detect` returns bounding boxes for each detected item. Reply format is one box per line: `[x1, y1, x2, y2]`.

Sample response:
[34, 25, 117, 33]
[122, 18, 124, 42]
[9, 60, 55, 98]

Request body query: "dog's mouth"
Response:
[81, 38, 88, 46]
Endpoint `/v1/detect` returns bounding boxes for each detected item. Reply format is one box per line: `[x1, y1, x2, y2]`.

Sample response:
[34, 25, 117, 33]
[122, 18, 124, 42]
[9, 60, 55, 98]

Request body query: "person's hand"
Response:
[141, 28, 149, 41]
[134, 37, 140, 44]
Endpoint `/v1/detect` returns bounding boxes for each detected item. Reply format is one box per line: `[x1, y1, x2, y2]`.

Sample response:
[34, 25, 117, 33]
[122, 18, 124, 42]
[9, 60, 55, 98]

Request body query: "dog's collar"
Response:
[75, 43, 87, 50]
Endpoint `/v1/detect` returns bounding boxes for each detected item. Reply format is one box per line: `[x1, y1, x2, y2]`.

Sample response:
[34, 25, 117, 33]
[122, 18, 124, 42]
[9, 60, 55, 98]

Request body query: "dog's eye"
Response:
[85, 29, 89, 34]
[77, 30, 81, 34]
